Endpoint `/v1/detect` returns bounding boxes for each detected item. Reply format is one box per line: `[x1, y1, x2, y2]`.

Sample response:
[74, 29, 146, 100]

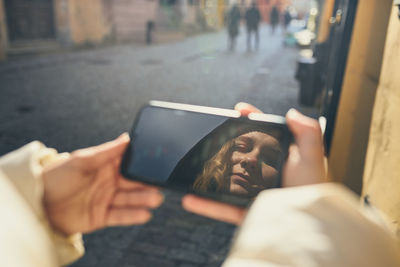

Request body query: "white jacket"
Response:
[224, 184, 400, 267]
[0, 142, 84, 267]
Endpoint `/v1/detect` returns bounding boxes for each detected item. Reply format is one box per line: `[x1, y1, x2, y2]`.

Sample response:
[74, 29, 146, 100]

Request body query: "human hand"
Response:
[283, 108, 326, 186]
[42, 133, 164, 235]
[182, 103, 326, 225]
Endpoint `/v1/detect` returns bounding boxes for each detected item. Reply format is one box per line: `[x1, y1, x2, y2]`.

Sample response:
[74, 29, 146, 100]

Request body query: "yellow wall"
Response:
[68, 0, 109, 44]
[362, 6, 400, 242]
[328, 0, 392, 194]
[201, 0, 223, 29]
[217, 0, 225, 27]
[0, 0, 7, 60]
[54, 0, 72, 44]
[316, 0, 334, 43]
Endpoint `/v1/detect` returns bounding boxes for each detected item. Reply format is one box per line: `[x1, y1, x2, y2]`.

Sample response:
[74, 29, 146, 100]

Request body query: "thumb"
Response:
[72, 133, 130, 170]
[285, 109, 324, 158]
[234, 102, 262, 116]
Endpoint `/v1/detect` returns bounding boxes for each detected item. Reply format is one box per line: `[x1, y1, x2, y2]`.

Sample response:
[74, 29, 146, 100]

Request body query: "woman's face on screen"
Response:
[229, 131, 280, 197]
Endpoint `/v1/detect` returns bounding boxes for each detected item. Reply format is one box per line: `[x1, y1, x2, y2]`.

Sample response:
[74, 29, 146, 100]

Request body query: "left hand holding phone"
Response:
[42, 133, 164, 236]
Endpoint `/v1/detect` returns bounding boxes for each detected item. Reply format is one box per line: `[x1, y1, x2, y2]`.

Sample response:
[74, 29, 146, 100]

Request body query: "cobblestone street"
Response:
[0, 24, 317, 267]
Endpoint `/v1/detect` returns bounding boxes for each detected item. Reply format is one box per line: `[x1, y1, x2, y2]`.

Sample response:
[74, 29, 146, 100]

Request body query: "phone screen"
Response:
[121, 105, 291, 205]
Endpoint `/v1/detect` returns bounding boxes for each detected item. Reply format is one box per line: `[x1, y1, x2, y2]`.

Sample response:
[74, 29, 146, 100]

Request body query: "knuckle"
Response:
[69, 152, 84, 167]
[70, 151, 81, 160]
[306, 121, 322, 138]
[309, 120, 321, 131]
[70, 150, 87, 163]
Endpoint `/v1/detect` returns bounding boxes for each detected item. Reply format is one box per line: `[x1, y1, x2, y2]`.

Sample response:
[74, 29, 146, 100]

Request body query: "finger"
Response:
[286, 109, 324, 157]
[106, 207, 152, 226]
[182, 194, 246, 225]
[112, 189, 164, 208]
[72, 133, 130, 170]
[287, 144, 300, 163]
[284, 109, 326, 185]
[115, 154, 123, 170]
[117, 177, 161, 191]
[234, 102, 262, 116]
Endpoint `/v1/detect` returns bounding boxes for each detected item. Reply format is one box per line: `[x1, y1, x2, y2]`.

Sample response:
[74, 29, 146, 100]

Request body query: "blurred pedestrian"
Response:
[146, 20, 155, 45]
[283, 8, 292, 32]
[245, 1, 262, 51]
[270, 5, 280, 34]
[226, 3, 242, 51]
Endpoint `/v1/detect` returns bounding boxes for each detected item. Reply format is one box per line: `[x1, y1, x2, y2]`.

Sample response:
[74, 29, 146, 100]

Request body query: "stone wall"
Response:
[54, 0, 72, 45]
[0, 0, 208, 58]
[362, 6, 400, 243]
[327, 0, 400, 244]
[109, 0, 158, 42]
[68, 0, 110, 44]
[328, 0, 392, 194]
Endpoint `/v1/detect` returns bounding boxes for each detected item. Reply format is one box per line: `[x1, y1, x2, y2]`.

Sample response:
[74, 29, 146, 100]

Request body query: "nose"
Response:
[241, 152, 258, 169]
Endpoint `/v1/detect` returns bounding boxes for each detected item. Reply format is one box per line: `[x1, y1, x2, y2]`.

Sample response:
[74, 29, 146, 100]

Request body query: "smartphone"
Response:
[121, 101, 292, 206]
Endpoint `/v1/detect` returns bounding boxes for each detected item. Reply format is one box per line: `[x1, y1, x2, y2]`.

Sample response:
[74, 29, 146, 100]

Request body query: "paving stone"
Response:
[129, 242, 169, 257]
[178, 263, 200, 267]
[167, 248, 207, 264]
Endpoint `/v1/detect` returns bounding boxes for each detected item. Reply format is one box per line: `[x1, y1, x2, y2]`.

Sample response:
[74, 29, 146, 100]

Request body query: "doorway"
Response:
[5, 0, 56, 42]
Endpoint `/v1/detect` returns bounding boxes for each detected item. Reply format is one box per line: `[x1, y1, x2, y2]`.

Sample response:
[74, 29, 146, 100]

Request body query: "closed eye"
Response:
[234, 143, 249, 153]
[234, 136, 253, 153]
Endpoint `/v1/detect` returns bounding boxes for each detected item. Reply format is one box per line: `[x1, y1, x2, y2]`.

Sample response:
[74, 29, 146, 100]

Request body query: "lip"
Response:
[231, 173, 251, 187]
[230, 173, 261, 198]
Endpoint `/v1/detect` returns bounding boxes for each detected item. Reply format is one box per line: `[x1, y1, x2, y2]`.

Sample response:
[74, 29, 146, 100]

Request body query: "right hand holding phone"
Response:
[182, 103, 327, 225]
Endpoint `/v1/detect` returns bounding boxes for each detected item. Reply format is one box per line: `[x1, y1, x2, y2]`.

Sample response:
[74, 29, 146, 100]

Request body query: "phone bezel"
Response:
[120, 101, 292, 207]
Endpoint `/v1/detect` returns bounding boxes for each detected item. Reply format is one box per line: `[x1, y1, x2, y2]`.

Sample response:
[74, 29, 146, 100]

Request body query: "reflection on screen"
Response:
[127, 106, 227, 182]
[125, 107, 287, 199]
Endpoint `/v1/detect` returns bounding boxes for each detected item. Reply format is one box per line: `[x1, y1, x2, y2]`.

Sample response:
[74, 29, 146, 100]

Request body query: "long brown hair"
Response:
[192, 139, 235, 193]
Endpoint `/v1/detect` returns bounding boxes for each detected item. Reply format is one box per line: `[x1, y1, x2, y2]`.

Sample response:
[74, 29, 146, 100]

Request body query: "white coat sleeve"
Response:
[223, 183, 400, 267]
[0, 141, 84, 266]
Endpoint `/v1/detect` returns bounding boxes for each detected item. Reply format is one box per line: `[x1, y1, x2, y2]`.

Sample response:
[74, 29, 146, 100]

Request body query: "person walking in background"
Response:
[245, 1, 261, 51]
[146, 20, 155, 45]
[226, 3, 242, 51]
[283, 7, 292, 32]
[269, 5, 280, 34]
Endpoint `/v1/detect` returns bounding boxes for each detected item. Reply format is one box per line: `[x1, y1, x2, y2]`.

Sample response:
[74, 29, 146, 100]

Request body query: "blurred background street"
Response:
[0, 25, 317, 155]
[0, 25, 317, 267]
[3, 0, 400, 266]
[0, 0, 321, 266]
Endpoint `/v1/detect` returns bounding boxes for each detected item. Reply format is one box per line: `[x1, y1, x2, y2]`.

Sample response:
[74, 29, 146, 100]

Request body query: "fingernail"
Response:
[150, 191, 164, 208]
[234, 102, 245, 108]
[287, 108, 300, 119]
[119, 132, 130, 141]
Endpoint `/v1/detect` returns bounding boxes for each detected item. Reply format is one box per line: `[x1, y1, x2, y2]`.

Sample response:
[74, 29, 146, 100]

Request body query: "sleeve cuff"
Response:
[0, 141, 85, 265]
[49, 231, 85, 265]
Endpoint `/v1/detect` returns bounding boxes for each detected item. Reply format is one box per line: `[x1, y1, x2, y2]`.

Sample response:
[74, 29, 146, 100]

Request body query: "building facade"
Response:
[0, 0, 207, 60]
[0, 0, 110, 60]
